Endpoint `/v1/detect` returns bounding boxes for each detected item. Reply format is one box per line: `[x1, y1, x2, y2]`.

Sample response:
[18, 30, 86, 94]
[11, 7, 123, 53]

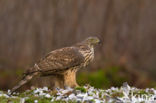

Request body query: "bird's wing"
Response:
[26, 47, 84, 74]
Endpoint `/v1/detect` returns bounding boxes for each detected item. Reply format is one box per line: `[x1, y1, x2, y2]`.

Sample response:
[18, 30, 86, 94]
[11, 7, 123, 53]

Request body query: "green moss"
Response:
[36, 98, 51, 103]
[99, 92, 102, 98]
[52, 100, 77, 103]
[25, 98, 34, 103]
[0, 96, 20, 103]
[138, 90, 148, 95]
[131, 90, 151, 97]
[0, 96, 76, 103]
[75, 86, 86, 93]
[18, 89, 34, 97]
[23, 96, 52, 103]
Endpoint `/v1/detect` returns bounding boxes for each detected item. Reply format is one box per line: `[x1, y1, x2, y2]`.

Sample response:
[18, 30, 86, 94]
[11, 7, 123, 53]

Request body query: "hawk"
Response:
[10, 36, 100, 94]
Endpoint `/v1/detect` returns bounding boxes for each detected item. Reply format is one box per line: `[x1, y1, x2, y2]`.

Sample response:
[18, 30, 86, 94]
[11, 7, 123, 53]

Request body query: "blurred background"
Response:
[0, 0, 156, 91]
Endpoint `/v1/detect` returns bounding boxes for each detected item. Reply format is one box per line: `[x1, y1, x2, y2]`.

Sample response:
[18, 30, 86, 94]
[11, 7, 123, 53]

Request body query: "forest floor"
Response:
[0, 83, 156, 103]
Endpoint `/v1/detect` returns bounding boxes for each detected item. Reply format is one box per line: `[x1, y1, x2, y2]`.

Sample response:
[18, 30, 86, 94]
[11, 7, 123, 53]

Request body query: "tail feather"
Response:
[10, 72, 38, 95]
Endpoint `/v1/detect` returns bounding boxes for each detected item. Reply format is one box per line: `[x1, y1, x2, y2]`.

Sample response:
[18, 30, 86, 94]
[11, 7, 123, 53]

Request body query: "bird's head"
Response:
[84, 36, 100, 47]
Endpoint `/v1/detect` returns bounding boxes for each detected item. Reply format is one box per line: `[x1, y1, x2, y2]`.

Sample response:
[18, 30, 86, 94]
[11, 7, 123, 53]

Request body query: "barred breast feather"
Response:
[76, 44, 94, 67]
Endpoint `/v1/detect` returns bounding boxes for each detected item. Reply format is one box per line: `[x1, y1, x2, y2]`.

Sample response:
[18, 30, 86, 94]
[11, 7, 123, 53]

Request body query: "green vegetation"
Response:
[0, 96, 71, 103]
[77, 66, 129, 88]
[77, 66, 156, 89]
[25, 97, 52, 103]
[0, 96, 20, 103]
[0, 84, 155, 103]
[75, 86, 86, 93]
[0, 94, 78, 103]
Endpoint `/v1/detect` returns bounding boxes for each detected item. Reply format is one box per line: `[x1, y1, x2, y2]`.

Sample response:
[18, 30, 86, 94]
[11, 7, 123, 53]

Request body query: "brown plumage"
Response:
[10, 36, 100, 94]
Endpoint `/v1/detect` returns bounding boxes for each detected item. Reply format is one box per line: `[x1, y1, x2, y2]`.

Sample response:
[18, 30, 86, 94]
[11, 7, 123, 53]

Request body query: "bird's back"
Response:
[25, 46, 85, 75]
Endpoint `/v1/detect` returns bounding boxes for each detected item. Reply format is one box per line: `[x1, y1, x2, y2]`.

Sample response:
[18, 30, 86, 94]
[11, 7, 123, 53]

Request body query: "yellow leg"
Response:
[63, 69, 78, 88]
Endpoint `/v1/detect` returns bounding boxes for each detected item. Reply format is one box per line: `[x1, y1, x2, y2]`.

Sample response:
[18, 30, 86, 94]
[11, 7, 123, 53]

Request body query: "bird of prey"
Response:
[10, 36, 100, 94]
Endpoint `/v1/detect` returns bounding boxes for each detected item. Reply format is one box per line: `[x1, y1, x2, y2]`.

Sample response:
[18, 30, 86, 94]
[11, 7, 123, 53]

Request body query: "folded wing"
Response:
[25, 47, 84, 74]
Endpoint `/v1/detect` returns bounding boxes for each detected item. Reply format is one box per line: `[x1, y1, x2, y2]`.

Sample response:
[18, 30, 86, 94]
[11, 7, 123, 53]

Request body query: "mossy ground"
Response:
[0, 85, 155, 103]
[0, 66, 156, 103]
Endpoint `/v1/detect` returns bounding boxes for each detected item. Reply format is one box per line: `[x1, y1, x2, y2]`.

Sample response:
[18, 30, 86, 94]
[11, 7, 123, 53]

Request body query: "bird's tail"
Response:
[10, 72, 38, 95]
